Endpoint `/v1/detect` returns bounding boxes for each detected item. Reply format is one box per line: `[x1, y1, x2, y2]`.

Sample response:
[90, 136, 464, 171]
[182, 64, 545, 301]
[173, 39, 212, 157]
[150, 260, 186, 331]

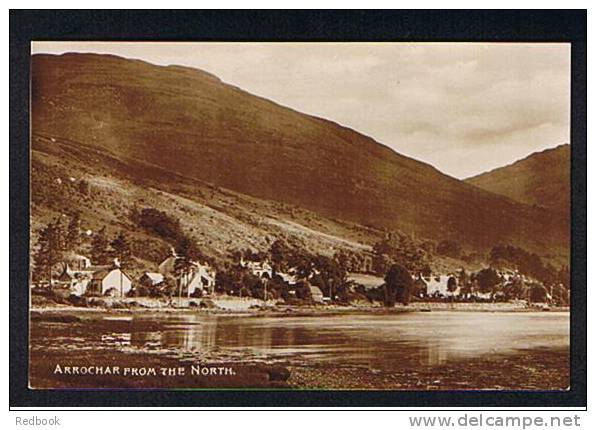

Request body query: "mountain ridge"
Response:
[466, 144, 570, 214]
[31, 52, 569, 260]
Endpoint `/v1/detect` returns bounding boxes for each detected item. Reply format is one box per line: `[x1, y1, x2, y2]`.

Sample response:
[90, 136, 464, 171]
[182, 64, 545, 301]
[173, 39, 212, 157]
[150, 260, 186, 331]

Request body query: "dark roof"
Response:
[91, 267, 132, 282]
[58, 270, 74, 281]
[91, 269, 111, 280]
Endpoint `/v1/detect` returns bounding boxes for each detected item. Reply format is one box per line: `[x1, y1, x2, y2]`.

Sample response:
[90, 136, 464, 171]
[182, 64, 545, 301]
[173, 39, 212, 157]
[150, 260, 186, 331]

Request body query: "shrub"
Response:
[132, 207, 184, 242]
[436, 240, 462, 259]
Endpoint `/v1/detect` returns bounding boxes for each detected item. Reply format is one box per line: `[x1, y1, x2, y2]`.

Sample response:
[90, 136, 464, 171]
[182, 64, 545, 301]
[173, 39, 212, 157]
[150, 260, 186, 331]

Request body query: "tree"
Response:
[294, 280, 313, 300]
[475, 268, 501, 296]
[420, 263, 432, 278]
[557, 265, 570, 290]
[78, 179, 90, 196]
[173, 238, 198, 299]
[270, 239, 290, 275]
[310, 255, 347, 301]
[108, 231, 132, 298]
[488, 244, 557, 286]
[333, 250, 350, 272]
[66, 213, 82, 247]
[161, 275, 177, 300]
[91, 227, 111, 265]
[372, 233, 428, 274]
[287, 250, 314, 280]
[528, 282, 549, 304]
[110, 231, 133, 268]
[447, 276, 458, 294]
[437, 240, 462, 259]
[133, 207, 184, 242]
[384, 263, 413, 306]
[215, 266, 244, 295]
[457, 268, 469, 287]
[372, 252, 393, 276]
[503, 276, 525, 300]
[32, 217, 67, 285]
[174, 236, 195, 259]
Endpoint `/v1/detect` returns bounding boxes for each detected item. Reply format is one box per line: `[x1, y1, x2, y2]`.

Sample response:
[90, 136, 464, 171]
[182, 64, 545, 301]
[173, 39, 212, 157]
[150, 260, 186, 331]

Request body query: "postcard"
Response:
[28, 41, 570, 391]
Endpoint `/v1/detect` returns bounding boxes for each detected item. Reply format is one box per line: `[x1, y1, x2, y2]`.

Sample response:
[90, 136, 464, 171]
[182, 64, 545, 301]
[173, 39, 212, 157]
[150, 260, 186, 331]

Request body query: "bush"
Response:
[437, 240, 462, 259]
[131, 207, 184, 242]
[200, 299, 218, 309]
[372, 234, 429, 274]
[68, 295, 89, 307]
[384, 263, 413, 306]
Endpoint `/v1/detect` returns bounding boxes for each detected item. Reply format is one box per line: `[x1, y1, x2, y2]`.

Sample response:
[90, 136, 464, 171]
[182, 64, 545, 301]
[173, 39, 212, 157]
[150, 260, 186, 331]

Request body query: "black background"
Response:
[9, 9, 587, 409]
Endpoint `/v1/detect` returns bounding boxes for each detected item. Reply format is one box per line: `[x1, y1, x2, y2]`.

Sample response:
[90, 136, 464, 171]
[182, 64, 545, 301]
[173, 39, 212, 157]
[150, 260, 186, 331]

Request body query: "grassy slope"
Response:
[31, 133, 383, 277]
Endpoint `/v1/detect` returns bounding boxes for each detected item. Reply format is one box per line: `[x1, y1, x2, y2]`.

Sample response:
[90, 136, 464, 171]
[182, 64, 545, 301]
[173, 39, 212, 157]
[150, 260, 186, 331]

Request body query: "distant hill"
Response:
[31, 53, 569, 260]
[466, 144, 570, 215]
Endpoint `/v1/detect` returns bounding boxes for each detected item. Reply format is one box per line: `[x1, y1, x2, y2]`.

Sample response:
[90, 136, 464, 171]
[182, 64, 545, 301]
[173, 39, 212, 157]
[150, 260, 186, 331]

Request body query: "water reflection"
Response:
[31, 312, 569, 368]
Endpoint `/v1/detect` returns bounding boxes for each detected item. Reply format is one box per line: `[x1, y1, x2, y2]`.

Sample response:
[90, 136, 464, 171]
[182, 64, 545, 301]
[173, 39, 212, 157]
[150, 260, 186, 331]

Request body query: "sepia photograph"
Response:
[25, 40, 574, 392]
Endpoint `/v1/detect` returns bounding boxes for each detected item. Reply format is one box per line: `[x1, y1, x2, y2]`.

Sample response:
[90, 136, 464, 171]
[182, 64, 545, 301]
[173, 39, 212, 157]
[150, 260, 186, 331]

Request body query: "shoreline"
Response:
[30, 300, 570, 318]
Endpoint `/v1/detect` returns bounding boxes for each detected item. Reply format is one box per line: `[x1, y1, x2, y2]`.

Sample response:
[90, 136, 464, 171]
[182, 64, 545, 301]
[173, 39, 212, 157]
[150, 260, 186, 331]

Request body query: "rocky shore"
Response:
[287, 347, 569, 390]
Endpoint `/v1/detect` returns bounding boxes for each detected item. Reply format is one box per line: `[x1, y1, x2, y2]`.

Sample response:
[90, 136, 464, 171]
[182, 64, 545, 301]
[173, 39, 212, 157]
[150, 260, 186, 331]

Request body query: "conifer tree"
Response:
[33, 217, 66, 285]
[174, 236, 198, 299]
[110, 231, 133, 268]
[66, 213, 81, 247]
[90, 226, 111, 265]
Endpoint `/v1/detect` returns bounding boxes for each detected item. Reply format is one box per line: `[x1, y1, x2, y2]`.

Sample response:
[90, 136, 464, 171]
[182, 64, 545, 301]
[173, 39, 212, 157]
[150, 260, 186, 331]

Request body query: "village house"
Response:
[277, 268, 299, 285]
[138, 272, 164, 288]
[87, 265, 133, 297]
[425, 275, 459, 297]
[63, 252, 92, 271]
[185, 264, 216, 296]
[158, 250, 217, 297]
[55, 252, 112, 296]
[240, 257, 273, 279]
[55, 256, 133, 297]
[56, 264, 94, 296]
[412, 276, 428, 298]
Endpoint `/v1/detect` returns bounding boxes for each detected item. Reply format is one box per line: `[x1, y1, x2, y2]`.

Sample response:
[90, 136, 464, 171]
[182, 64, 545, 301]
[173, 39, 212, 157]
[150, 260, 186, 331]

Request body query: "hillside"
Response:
[31, 53, 569, 260]
[31, 133, 383, 272]
[466, 144, 570, 215]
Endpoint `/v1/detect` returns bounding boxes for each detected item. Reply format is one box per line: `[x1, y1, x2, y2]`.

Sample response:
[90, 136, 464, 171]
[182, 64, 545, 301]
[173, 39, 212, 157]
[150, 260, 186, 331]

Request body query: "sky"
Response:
[31, 42, 570, 179]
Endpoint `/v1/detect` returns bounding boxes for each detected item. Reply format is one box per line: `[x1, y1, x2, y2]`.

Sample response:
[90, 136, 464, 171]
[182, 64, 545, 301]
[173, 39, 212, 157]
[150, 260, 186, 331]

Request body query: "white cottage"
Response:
[426, 275, 459, 297]
[158, 251, 216, 297]
[186, 265, 216, 296]
[88, 268, 133, 297]
[240, 258, 273, 279]
[277, 268, 299, 285]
